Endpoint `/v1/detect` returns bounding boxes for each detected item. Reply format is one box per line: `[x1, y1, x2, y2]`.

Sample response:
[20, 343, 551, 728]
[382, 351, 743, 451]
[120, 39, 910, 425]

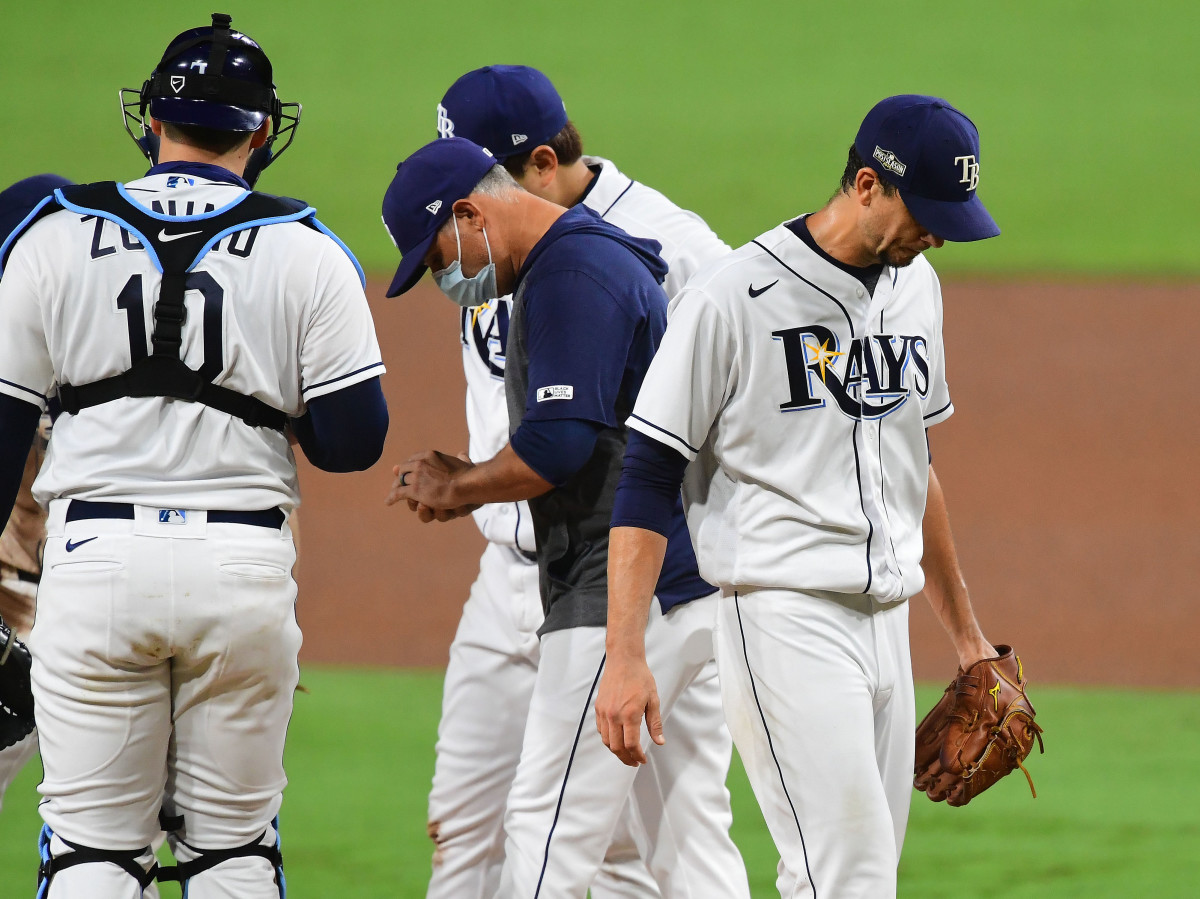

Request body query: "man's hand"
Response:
[385, 451, 480, 522]
[595, 654, 664, 767]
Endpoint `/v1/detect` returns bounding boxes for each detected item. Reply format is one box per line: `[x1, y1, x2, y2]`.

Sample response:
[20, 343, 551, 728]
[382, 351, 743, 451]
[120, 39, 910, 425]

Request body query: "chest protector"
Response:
[5, 182, 327, 431]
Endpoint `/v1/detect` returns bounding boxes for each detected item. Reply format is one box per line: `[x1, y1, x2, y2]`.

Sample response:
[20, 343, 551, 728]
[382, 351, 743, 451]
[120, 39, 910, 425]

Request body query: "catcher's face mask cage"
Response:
[120, 12, 301, 187]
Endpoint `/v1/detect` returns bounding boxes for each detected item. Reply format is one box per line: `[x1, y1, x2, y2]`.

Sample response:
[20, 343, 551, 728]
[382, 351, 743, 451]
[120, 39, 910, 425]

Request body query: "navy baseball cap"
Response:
[854, 95, 999, 242]
[0, 174, 74, 243]
[382, 137, 498, 297]
[437, 65, 568, 160]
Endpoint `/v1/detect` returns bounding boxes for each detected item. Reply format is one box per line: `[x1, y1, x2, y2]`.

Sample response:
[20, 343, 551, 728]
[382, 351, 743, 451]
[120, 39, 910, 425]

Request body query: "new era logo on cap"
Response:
[511, 133, 528, 146]
[426, 200, 443, 215]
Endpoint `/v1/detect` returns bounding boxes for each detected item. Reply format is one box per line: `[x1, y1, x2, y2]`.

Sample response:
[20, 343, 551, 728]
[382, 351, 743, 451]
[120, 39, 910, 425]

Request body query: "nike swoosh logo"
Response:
[65, 537, 99, 552]
[748, 280, 779, 298]
[158, 228, 202, 242]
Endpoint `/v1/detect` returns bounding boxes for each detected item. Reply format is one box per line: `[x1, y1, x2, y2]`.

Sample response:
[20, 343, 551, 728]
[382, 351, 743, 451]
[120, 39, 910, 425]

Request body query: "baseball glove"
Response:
[913, 644, 1043, 807]
[0, 613, 35, 750]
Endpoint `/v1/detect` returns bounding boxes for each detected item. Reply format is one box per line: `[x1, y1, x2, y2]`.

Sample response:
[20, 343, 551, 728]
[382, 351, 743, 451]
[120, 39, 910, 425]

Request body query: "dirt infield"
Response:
[295, 279, 1200, 688]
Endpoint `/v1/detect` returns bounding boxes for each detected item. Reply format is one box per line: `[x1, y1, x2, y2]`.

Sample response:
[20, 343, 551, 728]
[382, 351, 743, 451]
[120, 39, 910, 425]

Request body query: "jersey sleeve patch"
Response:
[536, 385, 573, 402]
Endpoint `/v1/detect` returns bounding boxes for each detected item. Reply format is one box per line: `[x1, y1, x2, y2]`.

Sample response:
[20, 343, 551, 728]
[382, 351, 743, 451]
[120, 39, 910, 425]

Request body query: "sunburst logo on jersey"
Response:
[804, 338, 845, 383]
[470, 301, 492, 330]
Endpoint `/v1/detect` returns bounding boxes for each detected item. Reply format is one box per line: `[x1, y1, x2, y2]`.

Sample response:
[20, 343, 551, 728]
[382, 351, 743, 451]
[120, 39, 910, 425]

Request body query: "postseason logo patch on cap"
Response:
[873, 146, 907, 177]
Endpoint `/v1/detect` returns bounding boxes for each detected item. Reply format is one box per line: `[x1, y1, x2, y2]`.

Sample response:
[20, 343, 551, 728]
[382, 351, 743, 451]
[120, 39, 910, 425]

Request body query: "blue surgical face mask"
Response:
[432, 217, 498, 308]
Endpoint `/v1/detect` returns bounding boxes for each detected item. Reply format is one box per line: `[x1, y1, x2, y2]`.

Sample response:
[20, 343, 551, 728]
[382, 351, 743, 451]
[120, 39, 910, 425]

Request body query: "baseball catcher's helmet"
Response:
[120, 12, 301, 186]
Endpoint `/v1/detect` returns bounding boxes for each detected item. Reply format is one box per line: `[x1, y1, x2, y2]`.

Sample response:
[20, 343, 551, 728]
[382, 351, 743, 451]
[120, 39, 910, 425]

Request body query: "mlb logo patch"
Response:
[158, 509, 187, 525]
[536, 385, 573, 402]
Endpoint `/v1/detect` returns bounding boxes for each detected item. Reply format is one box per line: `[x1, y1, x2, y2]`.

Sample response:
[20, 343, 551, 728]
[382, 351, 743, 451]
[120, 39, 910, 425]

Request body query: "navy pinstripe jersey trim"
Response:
[875, 308, 903, 585]
[301, 362, 385, 396]
[756, 238, 876, 589]
[734, 594, 818, 896]
[534, 652, 608, 897]
[628, 413, 700, 454]
[0, 377, 45, 403]
[923, 399, 952, 421]
[599, 180, 636, 218]
[752, 240, 856, 337]
[850, 422, 874, 595]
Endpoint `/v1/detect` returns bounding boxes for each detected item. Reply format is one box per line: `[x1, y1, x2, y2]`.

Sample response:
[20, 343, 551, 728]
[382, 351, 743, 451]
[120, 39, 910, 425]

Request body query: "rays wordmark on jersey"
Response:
[772, 324, 930, 420]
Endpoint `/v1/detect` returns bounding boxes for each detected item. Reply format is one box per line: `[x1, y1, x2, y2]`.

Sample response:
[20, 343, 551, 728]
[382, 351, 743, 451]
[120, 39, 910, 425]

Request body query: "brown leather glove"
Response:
[914, 645, 1043, 807]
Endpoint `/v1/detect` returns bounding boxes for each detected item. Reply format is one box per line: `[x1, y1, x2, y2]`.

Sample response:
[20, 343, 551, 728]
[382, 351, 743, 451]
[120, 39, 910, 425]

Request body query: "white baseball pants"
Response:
[714, 588, 914, 899]
[426, 542, 662, 898]
[496, 595, 750, 899]
[30, 501, 300, 898]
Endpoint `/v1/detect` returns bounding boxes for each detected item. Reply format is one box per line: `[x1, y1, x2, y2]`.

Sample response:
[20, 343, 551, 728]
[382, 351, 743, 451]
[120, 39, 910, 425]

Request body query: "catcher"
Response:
[914, 644, 1044, 807]
[0, 174, 72, 811]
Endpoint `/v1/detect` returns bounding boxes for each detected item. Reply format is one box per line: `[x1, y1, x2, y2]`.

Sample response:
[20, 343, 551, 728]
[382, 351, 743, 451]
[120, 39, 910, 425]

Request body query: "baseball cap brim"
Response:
[901, 189, 1000, 243]
[386, 229, 440, 297]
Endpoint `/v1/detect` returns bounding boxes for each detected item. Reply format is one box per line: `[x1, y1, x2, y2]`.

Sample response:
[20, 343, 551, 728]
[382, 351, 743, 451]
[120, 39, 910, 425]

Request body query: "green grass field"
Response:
[1, 1, 1197, 275]
[2, 668, 1197, 897]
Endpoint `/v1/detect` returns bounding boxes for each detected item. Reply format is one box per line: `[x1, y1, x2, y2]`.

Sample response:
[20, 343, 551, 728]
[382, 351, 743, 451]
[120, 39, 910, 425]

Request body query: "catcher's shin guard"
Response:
[36, 824, 159, 897]
[158, 817, 285, 898]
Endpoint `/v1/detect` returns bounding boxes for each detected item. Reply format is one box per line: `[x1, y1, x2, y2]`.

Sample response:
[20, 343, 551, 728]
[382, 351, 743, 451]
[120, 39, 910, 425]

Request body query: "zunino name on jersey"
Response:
[772, 325, 931, 420]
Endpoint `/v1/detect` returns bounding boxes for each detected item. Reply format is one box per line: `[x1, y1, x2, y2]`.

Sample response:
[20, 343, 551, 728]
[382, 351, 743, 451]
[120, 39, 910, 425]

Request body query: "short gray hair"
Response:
[438, 165, 523, 238]
[471, 164, 523, 199]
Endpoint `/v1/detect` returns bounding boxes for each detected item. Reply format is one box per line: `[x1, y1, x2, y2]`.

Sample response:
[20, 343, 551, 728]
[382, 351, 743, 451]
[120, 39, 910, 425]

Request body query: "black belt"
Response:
[66, 500, 284, 530]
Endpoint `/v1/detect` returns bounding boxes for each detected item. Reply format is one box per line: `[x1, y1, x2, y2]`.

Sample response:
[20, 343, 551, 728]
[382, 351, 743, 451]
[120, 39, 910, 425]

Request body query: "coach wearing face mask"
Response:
[381, 137, 747, 897]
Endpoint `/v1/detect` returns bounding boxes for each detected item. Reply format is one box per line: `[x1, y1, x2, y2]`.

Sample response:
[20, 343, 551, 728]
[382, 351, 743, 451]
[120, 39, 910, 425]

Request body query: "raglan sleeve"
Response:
[660, 218, 731, 300]
[0, 238, 54, 411]
[299, 237, 386, 404]
[921, 270, 953, 428]
[626, 287, 734, 460]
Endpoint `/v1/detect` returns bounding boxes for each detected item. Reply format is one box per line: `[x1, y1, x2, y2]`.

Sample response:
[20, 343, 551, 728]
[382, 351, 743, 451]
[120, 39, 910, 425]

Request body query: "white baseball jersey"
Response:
[460, 156, 730, 549]
[0, 173, 384, 514]
[628, 218, 952, 603]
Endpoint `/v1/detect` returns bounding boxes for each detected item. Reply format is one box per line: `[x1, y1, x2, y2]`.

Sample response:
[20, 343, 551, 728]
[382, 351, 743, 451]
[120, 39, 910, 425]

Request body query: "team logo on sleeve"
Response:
[771, 324, 931, 419]
[536, 385, 574, 402]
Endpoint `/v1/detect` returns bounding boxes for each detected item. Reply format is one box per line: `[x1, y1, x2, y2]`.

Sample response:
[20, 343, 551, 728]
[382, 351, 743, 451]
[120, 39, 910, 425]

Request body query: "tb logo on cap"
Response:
[437, 103, 455, 139]
[955, 155, 980, 191]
